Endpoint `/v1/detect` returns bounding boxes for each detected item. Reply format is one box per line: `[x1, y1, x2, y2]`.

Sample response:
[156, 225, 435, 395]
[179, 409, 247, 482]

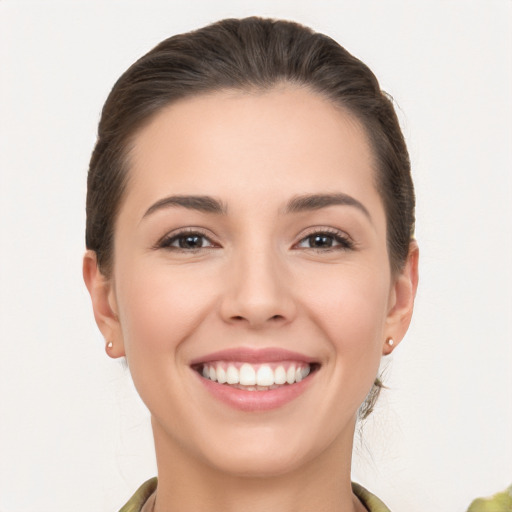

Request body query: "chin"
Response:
[201, 446, 311, 478]
[186, 420, 340, 480]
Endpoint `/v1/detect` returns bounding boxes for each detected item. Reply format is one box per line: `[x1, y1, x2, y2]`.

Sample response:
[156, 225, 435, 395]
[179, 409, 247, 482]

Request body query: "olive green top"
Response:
[119, 477, 512, 511]
[466, 484, 512, 512]
[118, 478, 391, 512]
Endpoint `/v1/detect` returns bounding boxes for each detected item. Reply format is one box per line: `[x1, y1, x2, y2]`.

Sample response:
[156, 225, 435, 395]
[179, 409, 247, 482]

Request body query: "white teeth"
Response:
[201, 362, 313, 388]
[226, 365, 239, 384]
[216, 366, 227, 384]
[239, 363, 256, 385]
[274, 366, 287, 385]
[256, 365, 274, 386]
[286, 365, 296, 385]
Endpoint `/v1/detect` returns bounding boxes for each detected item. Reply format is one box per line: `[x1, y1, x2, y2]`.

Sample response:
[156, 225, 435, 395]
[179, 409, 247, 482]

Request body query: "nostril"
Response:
[229, 314, 285, 325]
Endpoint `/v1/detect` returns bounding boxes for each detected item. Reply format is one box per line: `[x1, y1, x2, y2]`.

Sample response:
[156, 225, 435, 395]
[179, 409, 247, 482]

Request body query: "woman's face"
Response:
[86, 86, 417, 476]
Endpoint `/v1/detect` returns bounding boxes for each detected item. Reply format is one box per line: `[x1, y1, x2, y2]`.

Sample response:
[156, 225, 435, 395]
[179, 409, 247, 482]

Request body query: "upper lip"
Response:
[189, 347, 318, 366]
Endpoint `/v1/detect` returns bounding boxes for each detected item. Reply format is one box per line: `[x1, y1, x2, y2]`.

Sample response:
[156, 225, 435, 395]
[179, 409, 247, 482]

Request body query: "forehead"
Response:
[124, 85, 383, 220]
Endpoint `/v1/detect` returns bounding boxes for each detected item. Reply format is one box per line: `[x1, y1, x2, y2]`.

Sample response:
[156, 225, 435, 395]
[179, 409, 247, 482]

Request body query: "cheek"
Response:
[300, 262, 390, 390]
[111, 261, 223, 426]
[305, 261, 390, 337]
[114, 260, 218, 360]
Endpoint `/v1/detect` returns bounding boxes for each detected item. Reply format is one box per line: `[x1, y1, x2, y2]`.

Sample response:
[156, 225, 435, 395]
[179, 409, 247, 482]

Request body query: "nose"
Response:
[219, 244, 297, 329]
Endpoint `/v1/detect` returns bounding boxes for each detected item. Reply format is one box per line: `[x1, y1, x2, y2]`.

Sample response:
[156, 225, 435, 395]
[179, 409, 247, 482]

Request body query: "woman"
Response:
[83, 17, 418, 512]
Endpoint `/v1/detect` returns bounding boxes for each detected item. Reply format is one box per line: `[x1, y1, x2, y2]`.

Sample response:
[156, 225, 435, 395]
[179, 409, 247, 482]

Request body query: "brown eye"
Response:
[159, 231, 216, 251]
[177, 234, 206, 249]
[308, 234, 335, 248]
[296, 231, 353, 250]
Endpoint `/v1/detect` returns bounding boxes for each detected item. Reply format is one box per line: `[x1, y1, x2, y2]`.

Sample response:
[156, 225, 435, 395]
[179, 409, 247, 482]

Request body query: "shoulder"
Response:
[118, 477, 157, 512]
[352, 482, 392, 512]
[466, 484, 512, 511]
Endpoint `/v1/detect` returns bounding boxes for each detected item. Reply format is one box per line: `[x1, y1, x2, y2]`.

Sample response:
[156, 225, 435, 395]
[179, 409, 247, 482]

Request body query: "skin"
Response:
[84, 85, 418, 512]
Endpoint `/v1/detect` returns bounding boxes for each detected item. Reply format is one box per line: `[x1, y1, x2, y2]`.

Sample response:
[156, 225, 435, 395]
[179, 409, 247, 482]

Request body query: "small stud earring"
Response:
[107, 341, 113, 349]
[386, 338, 394, 347]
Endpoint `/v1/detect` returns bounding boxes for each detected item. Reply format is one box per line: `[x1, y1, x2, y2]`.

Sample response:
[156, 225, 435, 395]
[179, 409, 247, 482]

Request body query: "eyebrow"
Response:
[284, 193, 371, 220]
[142, 192, 371, 221]
[143, 195, 227, 219]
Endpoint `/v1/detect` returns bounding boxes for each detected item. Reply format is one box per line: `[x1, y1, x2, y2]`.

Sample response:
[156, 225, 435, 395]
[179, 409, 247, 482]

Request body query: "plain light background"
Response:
[0, 1, 511, 511]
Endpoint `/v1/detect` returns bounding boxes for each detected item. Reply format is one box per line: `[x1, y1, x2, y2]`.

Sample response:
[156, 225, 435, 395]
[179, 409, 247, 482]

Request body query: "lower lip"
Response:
[194, 371, 316, 412]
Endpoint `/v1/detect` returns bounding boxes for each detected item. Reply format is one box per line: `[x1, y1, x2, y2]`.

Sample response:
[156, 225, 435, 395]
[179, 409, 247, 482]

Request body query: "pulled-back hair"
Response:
[86, 17, 416, 418]
[86, 16, 414, 278]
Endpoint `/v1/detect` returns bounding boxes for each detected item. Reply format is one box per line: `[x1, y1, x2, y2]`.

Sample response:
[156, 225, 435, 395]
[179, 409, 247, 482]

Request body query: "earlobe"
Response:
[383, 241, 419, 355]
[382, 337, 395, 356]
[82, 251, 125, 358]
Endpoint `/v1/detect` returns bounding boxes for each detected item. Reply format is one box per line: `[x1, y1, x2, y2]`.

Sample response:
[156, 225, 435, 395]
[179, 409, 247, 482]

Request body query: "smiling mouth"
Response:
[193, 361, 320, 391]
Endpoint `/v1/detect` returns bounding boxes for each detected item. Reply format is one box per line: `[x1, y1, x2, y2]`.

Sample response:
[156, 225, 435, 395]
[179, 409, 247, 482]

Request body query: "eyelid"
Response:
[153, 225, 354, 252]
[154, 227, 220, 250]
[293, 226, 354, 250]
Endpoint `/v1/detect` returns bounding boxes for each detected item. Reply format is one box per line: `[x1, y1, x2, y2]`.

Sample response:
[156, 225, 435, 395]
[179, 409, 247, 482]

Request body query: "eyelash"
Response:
[156, 229, 217, 252]
[294, 228, 354, 252]
[156, 228, 354, 253]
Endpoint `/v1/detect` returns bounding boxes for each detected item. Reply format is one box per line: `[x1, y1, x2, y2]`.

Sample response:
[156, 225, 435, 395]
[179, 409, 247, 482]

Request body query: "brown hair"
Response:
[86, 17, 415, 416]
[86, 16, 414, 276]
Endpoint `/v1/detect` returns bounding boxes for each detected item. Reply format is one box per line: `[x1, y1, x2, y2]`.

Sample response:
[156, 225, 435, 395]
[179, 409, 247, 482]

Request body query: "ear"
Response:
[82, 250, 125, 358]
[383, 241, 419, 355]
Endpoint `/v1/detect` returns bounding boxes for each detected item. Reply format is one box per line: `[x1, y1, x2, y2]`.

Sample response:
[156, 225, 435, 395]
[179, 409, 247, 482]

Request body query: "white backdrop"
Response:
[0, 1, 511, 511]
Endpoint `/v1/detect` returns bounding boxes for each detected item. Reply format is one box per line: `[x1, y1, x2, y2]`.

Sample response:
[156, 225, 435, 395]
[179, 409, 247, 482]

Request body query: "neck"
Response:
[151, 417, 364, 512]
